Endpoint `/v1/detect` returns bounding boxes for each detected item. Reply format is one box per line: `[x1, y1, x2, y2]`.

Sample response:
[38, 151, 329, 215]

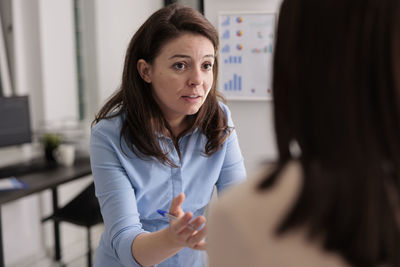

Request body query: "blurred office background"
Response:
[0, 0, 279, 266]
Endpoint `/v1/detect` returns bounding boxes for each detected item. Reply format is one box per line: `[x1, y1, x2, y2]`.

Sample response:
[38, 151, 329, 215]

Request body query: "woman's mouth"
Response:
[183, 95, 201, 99]
[182, 95, 202, 102]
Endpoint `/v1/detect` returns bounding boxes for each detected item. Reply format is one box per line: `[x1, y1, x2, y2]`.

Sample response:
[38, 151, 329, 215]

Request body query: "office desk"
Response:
[0, 156, 92, 267]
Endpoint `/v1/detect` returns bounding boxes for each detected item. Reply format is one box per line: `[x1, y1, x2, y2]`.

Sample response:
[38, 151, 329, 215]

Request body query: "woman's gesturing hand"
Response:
[167, 192, 207, 250]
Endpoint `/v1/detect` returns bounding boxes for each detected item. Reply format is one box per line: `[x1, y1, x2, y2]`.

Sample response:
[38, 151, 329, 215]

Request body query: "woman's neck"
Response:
[166, 116, 189, 138]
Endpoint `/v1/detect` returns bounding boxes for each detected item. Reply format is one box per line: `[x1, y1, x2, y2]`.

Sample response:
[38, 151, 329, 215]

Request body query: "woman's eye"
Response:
[173, 62, 186, 70]
[203, 63, 213, 70]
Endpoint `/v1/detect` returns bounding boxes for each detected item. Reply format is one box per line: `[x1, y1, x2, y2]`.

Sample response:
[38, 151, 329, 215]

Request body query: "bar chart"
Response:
[224, 56, 242, 64]
[223, 74, 242, 91]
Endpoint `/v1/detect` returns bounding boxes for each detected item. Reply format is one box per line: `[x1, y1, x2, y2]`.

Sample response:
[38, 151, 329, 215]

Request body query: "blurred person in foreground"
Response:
[207, 0, 400, 266]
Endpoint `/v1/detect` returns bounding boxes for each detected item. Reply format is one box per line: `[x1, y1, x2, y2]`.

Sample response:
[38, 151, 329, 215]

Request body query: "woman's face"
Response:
[138, 33, 215, 124]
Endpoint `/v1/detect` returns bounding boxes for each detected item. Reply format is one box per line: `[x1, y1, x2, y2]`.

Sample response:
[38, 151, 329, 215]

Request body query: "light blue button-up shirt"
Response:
[90, 102, 246, 267]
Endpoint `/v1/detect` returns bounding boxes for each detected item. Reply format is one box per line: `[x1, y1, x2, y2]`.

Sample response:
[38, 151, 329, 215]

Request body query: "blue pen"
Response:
[157, 209, 196, 230]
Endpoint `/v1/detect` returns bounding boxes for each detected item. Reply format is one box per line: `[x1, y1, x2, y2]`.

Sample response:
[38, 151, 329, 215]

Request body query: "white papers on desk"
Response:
[0, 177, 27, 190]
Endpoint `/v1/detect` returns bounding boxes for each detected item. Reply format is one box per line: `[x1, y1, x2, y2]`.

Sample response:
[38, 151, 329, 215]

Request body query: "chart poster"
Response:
[218, 12, 276, 100]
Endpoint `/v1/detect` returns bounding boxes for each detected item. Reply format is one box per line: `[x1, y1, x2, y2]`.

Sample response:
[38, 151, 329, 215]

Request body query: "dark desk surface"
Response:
[0, 156, 92, 205]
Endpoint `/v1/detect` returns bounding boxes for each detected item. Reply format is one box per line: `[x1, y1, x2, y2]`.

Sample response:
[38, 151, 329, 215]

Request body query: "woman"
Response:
[207, 0, 400, 266]
[90, 4, 246, 267]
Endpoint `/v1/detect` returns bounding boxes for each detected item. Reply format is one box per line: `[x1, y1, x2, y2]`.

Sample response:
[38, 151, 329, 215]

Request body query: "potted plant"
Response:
[42, 133, 62, 165]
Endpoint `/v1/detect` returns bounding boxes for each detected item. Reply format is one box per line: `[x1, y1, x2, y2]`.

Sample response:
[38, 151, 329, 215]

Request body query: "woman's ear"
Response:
[137, 59, 152, 83]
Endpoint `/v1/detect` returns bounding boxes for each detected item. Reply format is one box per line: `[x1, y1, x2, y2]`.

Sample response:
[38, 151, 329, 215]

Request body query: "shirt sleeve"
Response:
[215, 103, 247, 194]
[90, 127, 148, 267]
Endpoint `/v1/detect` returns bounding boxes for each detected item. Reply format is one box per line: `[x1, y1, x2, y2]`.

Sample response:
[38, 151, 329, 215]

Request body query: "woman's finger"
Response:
[177, 215, 206, 242]
[188, 225, 207, 250]
[169, 192, 185, 218]
[189, 215, 206, 231]
[171, 212, 193, 234]
[193, 240, 207, 251]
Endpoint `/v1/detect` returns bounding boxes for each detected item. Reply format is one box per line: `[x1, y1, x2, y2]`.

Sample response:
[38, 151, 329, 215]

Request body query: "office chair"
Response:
[42, 182, 103, 267]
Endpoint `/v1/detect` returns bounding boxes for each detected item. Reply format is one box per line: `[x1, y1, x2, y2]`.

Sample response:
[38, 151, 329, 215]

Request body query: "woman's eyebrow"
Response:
[203, 54, 215, 59]
[168, 54, 215, 60]
[168, 54, 190, 60]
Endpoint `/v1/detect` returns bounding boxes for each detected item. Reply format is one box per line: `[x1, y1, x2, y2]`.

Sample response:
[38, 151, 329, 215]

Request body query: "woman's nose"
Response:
[188, 68, 203, 87]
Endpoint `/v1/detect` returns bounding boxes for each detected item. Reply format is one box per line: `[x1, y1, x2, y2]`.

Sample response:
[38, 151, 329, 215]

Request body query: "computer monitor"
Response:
[0, 96, 32, 147]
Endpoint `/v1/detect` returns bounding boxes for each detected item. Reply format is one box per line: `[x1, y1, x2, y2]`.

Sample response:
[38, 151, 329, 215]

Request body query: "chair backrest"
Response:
[54, 182, 103, 227]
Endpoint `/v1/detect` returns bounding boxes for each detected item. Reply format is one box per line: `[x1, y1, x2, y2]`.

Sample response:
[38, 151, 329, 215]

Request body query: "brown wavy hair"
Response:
[92, 4, 230, 167]
[260, 0, 400, 266]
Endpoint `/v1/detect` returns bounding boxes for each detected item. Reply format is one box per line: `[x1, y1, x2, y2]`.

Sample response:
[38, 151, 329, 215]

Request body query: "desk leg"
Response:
[51, 188, 61, 261]
[0, 206, 4, 267]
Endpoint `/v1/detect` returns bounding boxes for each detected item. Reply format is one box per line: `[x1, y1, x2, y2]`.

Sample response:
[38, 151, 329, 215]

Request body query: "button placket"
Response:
[166, 138, 183, 199]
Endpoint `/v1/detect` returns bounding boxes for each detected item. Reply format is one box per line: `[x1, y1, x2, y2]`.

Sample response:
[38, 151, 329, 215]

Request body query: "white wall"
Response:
[0, 0, 13, 96]
[204, 0, 283, 174]
[92, 0, 163, 113]
[38, 0, 79, 123]
[12, 0, 43, 131]
[79, 0, 163, 123]
[13, 0, 79, 128]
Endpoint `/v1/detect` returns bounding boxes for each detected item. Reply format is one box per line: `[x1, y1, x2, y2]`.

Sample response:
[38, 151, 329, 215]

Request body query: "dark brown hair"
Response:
[92, 4, 230, 167]
[260, 0, 400, 266]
